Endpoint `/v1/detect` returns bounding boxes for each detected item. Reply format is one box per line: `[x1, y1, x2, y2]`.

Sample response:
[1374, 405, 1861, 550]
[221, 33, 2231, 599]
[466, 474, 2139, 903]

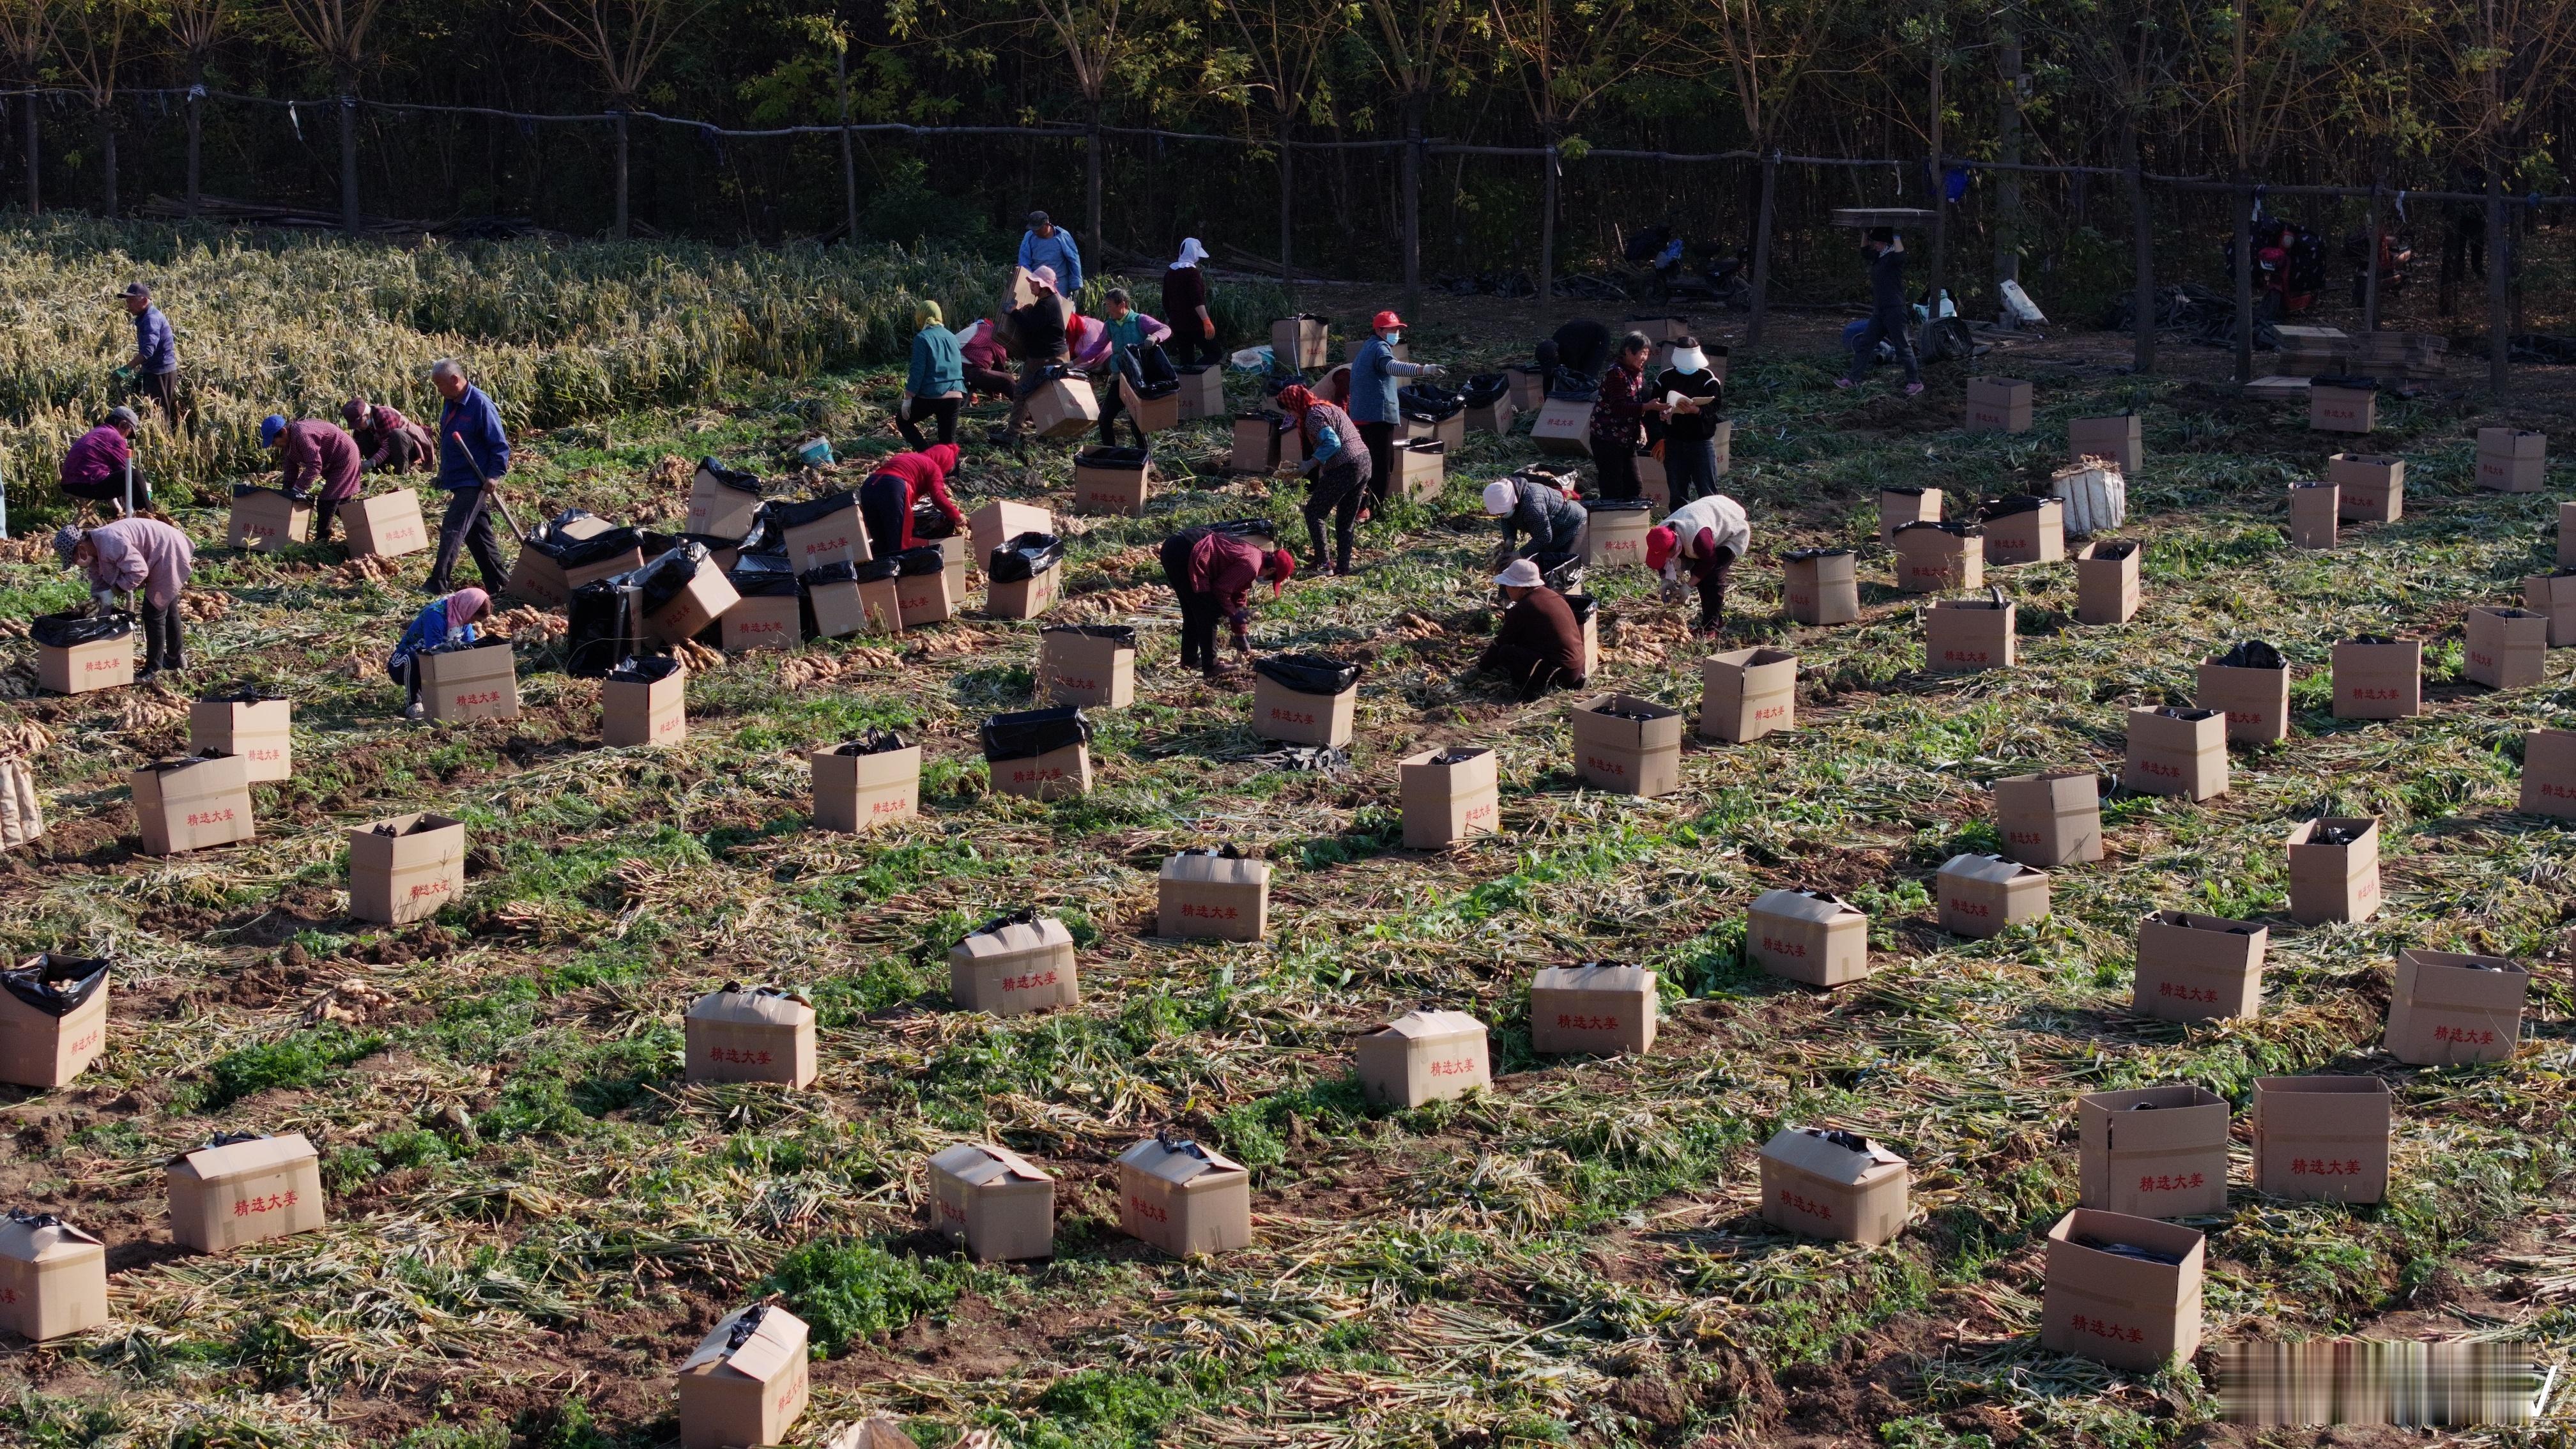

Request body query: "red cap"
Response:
[1645, 526, 1678, 572]
[1372, 310, 1405, 332]
[1268, 548, 1296, 596]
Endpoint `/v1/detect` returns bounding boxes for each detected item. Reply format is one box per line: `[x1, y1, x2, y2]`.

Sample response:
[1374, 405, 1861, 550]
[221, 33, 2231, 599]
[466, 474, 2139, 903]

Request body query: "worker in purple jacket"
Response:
[262, 414, 365, 545]
[57, 407, 141, 514]
[425, 359, 512, 594]
[120, 283, 185, 426]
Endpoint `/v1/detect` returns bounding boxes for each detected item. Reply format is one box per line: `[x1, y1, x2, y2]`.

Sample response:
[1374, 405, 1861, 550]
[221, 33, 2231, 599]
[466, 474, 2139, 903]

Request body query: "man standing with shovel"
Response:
[424, 358, 514, 595]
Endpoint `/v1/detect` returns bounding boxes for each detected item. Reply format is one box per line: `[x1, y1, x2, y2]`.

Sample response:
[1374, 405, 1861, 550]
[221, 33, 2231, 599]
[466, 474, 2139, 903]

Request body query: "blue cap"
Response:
[259, 415, 286, 448]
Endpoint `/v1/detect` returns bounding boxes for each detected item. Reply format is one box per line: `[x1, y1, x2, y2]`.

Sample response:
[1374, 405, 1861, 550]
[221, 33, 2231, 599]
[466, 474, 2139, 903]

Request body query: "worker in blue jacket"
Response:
[425, 359, 513, 595]
[1347, 309, 1444, 514]
[1016, 211, 1083, 295]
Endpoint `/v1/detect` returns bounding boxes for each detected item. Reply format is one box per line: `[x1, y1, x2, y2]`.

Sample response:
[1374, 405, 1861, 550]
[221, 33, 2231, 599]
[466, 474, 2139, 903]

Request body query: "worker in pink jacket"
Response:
[54, 516, 195, 678]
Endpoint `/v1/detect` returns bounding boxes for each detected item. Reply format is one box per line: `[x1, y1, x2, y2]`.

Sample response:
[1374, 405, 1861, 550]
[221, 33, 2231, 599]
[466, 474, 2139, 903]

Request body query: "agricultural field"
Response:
[1, 218, 2573, 1449]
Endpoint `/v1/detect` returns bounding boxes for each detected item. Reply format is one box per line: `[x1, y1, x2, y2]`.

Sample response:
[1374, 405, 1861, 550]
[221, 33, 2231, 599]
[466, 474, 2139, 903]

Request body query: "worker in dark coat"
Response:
[121, 282, 184, 426]
[1476, 557, 1588, 700]
[1482, 473, 1588, 569]
[1158, 524, 1294, 679]
[263, 414, 364, 545]
[55, 516, 195, 678]
[1275, 383, 1369, 578]
[1836, 227, 1923, 395]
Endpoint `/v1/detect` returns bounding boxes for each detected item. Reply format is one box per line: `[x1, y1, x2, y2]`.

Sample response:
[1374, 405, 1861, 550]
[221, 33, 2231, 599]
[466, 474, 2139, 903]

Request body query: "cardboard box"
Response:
[1699, 647, 1796, 742]
[2309, 381, 2376, 433]
[1925, 595, 2015, 673]
[416, 640, 520, 723]
[348, 812, 465, 926]
[2251, 1075, 2390, 1203]
[1356, 1008, 1491, 1108]
[1505, 365, 1547, 411]
[1039, 625, 1137, 709]
[0, 1212, 107, 1342]
[1466, 392, 1518, 435]
[719, 591, 802, 652]
[1892, 523, 1982, 594]
[773, 493, 865, 574]
[1118, 1135, 1253, 1257]
[989, 742, 1089, 800]
[603, 661, 687, 747]
[2386, 948, 2526, 1066]
[166, 1133, 325, 1252]
[1781, 548, 1860, 625]
[1118, 371, 1179, 435]
[2040, 1208, 2204, 1370]
[1981, 498, 2064, 565]
[2464, 607, 2549, 689]
[1966, 376, 2034, 433]
[894, 566, 954, 629]
[687, 461, 764, 540]
[2327, 454, 2404, 522]
[801, 573, 872, 640]
[1399, 746, 1500, 849]
[2524, 570, 2576, 647]
[35, 620, 134, 695]
[2476, 428, 2546, 492]
[0, 953, 107, 1089]
[2122, 707, 2228, 801]
[1583, 500, 1655, 569]
[2133, 911, 2266, 1023]
[1528, 963, 1657, 1056]
[1252, 666, 1358, 748]
[947, 912, 1079, 1017]
[2285, 817, 2379, 925]
[1404, 410, 1466, 452]
[1993, 770, 2103, 868]
[1230, 414, 1280, 473]
[969, 500, 1055, 565]
[1878, 486, 1942, 545]
[1570, 693, 1683, 797]
[928, 1142, 1055, 1261]
[1574, 593, 1599, 677]
[2518, 726, 2576, 816]
[1936, 853, 2050, 939]
[986, 563, 1061, 620]
[2069, 413, 2143, 474]
[1392, 439, 1447, 502]
[812, 739, 919, 832]
[2078, 1085, 2230, 1218]
[1272, 314, 1330, 370]
[1747, 889, 1870, 988]
[2287, 481, 2338, 549]
[1176, 364, 1225, 420]
[190, 696, 291, 783]
[1759, 1126, 1909, 1245]
[1158, 850, 1268, 941]
[130, 753, 254, 857]
[2331, 636, 2421, 719]
[343, 489, 428, 558]
[1072, 451, 1151, 516]
[684, 985, 817, 1088]
[227, 487, 312, 551]
[641, 556, 739, 646]
[2074, 540, 2142, 625]
[2196, 656, 2291, 744]
[507, 535, 643, 612]
[1530, 397, 1593, 456]
[677, 1304, 809, 1449]
[1025, 372, 1102, 440]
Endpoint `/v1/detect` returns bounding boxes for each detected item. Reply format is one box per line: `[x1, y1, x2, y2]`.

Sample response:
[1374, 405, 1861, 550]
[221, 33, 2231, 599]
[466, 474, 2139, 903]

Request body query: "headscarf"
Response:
[916, 300, 944, 328]
[1171, 238, 1209, 270]
[1482, 480, 1517, 516]
[1274, 384, 1316, 417]
[921, 443, 959, 479]
[445, 587, 490, 633]
[52, 525, 84, 567]
[1265, 548, 1296, 597]
[1031, 266, 1059, 293]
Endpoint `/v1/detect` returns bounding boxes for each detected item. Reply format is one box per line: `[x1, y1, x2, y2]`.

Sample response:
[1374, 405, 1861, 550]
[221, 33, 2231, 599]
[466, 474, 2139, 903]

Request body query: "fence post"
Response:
[339, 92, 360, 234]
[1087, 101, 1105, 251]
[2487, 171, 2508, 393]
[2128, 156, 2154, 375]
[835, 44, 858, 245]
[1402, 103, 1423, 318]
[1538, 134, 1557, 321]
[22, 87, 38, 214]
[1746, 150, 1779, 349]
[613, 109, 632, 241]
[1278, 114, 1295, 305]
[185, 79, 203, 218]
[2232, 176, 2254, 383]
[2361, 178, 2382, 336]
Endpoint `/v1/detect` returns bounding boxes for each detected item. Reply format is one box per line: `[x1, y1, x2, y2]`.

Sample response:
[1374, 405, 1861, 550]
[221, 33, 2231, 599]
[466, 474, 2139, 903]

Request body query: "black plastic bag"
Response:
[627, 542, 712, 616]
[1782, 546, 1854, 562]
[1041, 623, 1135, 647]
[1564, 593, 1598, 625]
[1430, 746, 1491, 767]
[565, 580, 642, 678]
[2216, 640, 2286, 670]
[0, 954, 106, 1018]
[231, 483, 300, 503]
[852, 557, 901, 584]
[800, 560, 859, 588]
[831, 727, 908, 756]
[195, 687, 284, 705]
[1399, 383, 1464, 421]
[528, 517, 643, 567]
[2073, 1234, 2186, 1266]
[894, 545, 946, 577]
[1894, 519, 1982, 539]
[728, 554, 801, 597]
[988, 532, 1064, 582]
[30, 611, 132, 648]
[911, 498, 959, 540]
[962, 906, 1039, 942]
[1076, 444, 1151, 471]
[1254, 652, 1361, 696]
[1583, 497, 1655, 516]
[981, 706, 1091, 762]
[695, 457, 762, 496]
[1979, 494, 2049, 519]
[1175, 843, 1248, 860]
[2312, 373, 2379, 392]
[606, 655, 682, 686]
[421, 635, 510, 659]
[1135, 342, 1178, 388]
[2091, 540, 2140, 562]
[766, 490, 859, 532]
[1460, 372, 1510, 408]
[1214, 517, 1277, 541]
[1880, 485, 1931, 498]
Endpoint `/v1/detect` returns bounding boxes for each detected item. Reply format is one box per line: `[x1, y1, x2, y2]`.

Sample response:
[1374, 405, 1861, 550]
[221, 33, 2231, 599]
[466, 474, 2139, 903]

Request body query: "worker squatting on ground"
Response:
[120, 282, 184, 427]
[1477, 557, 1589, 702]
[57, 408, 141, 515]
[425, 360, 512, 596]
[55, 516, 195, 680]
[1162, 238, 1222, 368]
[1650, 491, 1752, 634]
[262, 414, 363, 546]
[1016, 211, 1083, 295]
[1347, 310, 1445, 514]
[342, 397, 434, 474]
[900, 302, 967, 449]
[954, 315, 1016, 401]
[1653, 337, 1728, 505]
[1076, 289, 1172, 451]
[1274, 384, 1370, 577]
[1483, 474, 1588, 570]
[1836, 227, 1924, 396]
[856, 443, 967, 560]
[1159, 524, 1295, 680]
[388, 588, 494, 719]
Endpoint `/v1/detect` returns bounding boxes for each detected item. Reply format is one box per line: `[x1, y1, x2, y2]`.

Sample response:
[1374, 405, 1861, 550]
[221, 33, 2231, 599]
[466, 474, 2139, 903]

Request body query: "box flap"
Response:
[680, 1303, 809, 1380]
[0, 1210, 106, 1262]
[686, 986, 815, 1028]
[1376, 1008, 1487, 1042]
[1749, 889, 1863, 926]
[1531, 963, 1655, 994]
[930, 1141, 1054, 1186]
[1117, 1134, 1246, 1184]
[2143, 909, 2266, 940]
[1761, 1125, 1906, 1184]
[1940, 853, 2041, 886]
[172, 1131, 318, 1184]
[951, 915, 1075, 962]
[1160, 852, 1269, 887]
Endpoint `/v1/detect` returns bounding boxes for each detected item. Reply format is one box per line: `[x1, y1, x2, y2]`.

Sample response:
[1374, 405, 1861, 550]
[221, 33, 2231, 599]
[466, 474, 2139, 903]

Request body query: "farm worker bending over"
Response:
[856, 443, 967, 560]
[262, 414, 363, 546]
[57, 407, 141, 514]
[1016, 210, 1083, 295]
[898, 301, 965, 450]
[1163, 238, 1220, 367]
[1649, 491, 1751, 635]
[1590, 330, 1655, 502]
[120, 282, 184, 426]
[1655, 336, 1727, 505]
[1347, 310, 1445, 515]
[389, 587, 493, 721]
[1477, 557, 1588, 702]
[343, 397, 433, 474]
[1158, 524, 1294, 681]
[1836, 227, 1922, 396]
[54, 516, 195, 680]
[1483, 474, 1588, 571]
[426, 359, 512, 595]
[1275, 383, 1370, 578]
[953, 316, 1016, 401]
[1001, 267, 1073, 443]
[1080, 288, 1171, 451]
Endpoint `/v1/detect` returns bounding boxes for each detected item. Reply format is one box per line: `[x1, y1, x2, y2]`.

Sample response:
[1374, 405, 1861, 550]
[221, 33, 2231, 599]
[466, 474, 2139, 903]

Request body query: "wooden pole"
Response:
[1995, 27, 2023, 296]
[2487, 169, 2508, 392]
[836, 45, 858, 245]
[2361, 176, 2382, 336]
[2232, 178, 2254, 383]
[1278, 111, 1295, 305]
[2127, 139, 2154, 374]
[1746, 150, 1779, 348]
[185, 65, 202, 218]
[1087, 98, 1105, 250]
[613, 109, 631, 240]
[1402, 95, 1423, 318]
[1538, 129, 1556, 322]
[339, 88, 360, 234]
[1924, 40, 1948, 324]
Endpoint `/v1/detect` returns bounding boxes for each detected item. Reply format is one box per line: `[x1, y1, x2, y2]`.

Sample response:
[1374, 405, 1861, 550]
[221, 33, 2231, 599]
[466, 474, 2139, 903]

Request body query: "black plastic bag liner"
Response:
[696, 457, 761, 495]
[1895, 519, 1982, 538]
[989, 532, 1064, 582]
[910, 498, 959, 539]
[1399, 383, 1464, 420]
[1813, 1128, 1876, 1156]
[801, 560, 859, 588]
[963, 907, 1038, 942]
[1589, 701, 1668, 722]
[2312, 374, 2379, 392]
[1041, 623, 1136, 647]
[197, 687, 284, 704]
[1430, 746, 1490, 766]
[1535, 554, 1583, 590]
[981, 706, 1091, 762]
[1584, 497, 1655, 515]
[728, 555, 801, 597]
[852, 557, 901, 584]
[2150, 707, 2221, 722]
[1979, 494, 2050, 519]
[1135, 342, 1179, 386]
[1881, 484, 1931, 498]
[1254, 652, 1361, 696]
[628, 542, 712, 615]
[1176, 843, 1248, 860]
[135, 751, 226, 775]
[1782, 546, 1855, 562]
[1461, 372, 1510, 407]
[1, 954, 105, 1017]
[36, 613, 142, 650]
[894, 545, 946, 577]
[674, 530, 751, 558]
[565, 580, 642, 679]
[1215, 517, 1276, 540]
[367, 816, 448, 838]
[530, 521, 643, 568]
[831, 727, 908, 756]
[421, 635, 510, 657]
[2073, 1234, 2186, 1266]
[1565, 594, 1599, 625]
[606, 655, 683, 686]
[2216, 640, 2286, 670]
[231, 483, 299, 503]
[2092, 540, 2140, 562]
[767, 490, 860, 531]
[1077, 444, 1152, 471]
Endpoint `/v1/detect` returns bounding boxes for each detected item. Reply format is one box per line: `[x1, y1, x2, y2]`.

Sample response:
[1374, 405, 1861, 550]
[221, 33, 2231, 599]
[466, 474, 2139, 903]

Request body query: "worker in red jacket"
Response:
[1158, 524, 1294, 679]
[262, 413, 364, 544]
[342, 397, 433, 473]
[856, 442, 968, 558]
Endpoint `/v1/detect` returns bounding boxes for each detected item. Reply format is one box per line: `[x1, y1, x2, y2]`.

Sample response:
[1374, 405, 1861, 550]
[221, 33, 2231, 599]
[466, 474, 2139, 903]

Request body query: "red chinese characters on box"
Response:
[2135, 1172, 2207, 1193]
[1775, 1188, 1834, 1222]
[230, 1190, 300, 1218]
[706, 1046, 777, 1066]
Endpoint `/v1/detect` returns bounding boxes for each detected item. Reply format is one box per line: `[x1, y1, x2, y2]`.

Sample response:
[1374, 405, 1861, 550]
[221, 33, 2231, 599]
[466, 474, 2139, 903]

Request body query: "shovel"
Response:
[447, 429, 527, 540]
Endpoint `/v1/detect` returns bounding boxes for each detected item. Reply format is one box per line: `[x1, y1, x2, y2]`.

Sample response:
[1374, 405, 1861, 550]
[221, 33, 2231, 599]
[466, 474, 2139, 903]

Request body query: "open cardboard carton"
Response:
[1937, 853, 2050, 939]
[1759, 1126, 1909, 1245]
[1746, 889, 1870, 988]
[1530, 397, 1593, 456]
[2251, 1075, 2390, 1203]
[1356, 1008, 1491, 1108]
[1118, 1135, 1252, 1257]
[2133, 911, 2265, 1023]
[1892, 522, 1982, 594]
[2287, 481, 2339, 549]
[677, 1303, 810, 1449]
[1039, 625, 1137, 709]
[2518, 727, 2576, 817]
[2121, 707, 2227, 801]
[812, 737, 920, 833]
[131, 753, 255, 857]
[928, 1142, 1055, 1262]
[2464, 607, 2548, 689]
[2068, 413, 2143, 473]
[348, 812, 466, 926]
[1782, 548, 1860, 625]
[2040, 1208, 2205, 1370]
[604, 661, 687, 747]
[1529, 963, 1657, 1056]
[1991, 769, 2103, 868]
[1926, 595, 2014, 672]
[1981, 497, 2064, 565]
[0, 1211, 108, 1342]
[417, 640, 520, 722]
[1570, 694, 1683, 797]
[167, 1132, 324, 1252]
[2327, 453, 2404, 521]
[0, 953, 108, 1089]
[2074, 539, 2142, 625]
[2285, 816, 2379, 925]
[1399, 746, 1500, 849]
[778, 495, 871, 572]
[190, 695, 291, 783]
[948, 913, 1079, 1017]
[2078, 1085, 2230, 1218]
[1699, 648, 1796, 743]
[2196, 651, 2290, 744]
[684, 985, 817, 1089]
[344, 489, 429, 558]
[1158, 850, 1269, 941]
[2384, 947, 2527, 1066]
[1878, 486, 1942, 545]
[227, 487, 312, 552]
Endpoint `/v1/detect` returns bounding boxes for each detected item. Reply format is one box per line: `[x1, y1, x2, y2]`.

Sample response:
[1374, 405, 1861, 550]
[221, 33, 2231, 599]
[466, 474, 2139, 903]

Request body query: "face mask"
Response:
[1669, 348, 1705, 374]
[1384, 331, 1402, 346]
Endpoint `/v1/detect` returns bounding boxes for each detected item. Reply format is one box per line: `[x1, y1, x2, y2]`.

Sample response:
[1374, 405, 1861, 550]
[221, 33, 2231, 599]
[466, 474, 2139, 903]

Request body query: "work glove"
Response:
[1422, 364, 1447, 378]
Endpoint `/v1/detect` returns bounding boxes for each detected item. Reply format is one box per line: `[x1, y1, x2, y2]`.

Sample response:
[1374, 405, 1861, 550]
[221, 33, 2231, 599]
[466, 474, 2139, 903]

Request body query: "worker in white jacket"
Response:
[1647, 492, 1751, 634]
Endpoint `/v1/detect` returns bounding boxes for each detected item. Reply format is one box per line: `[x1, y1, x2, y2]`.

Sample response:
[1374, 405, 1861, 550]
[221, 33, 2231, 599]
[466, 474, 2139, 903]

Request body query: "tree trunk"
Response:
[2232, 174, 2254, 383]
[185, 61, 203, 218]
[2360, 176, 2382, 335]
[836, 46, 858, 245]
[1747, 150, 1779, 349]
[339, 80, 360, 234]
[2125, 125, 2153, 374]
[1402, 92, 1425, 318]
[1538, 125, 1557, 321]
[1995, 29, 2023, 299]
[1086, 97, 1104, 251]
[613, 107, 631, 241]
[98, 109, 116, 217]
[1277, 111, 1295, 302]
[2488, 168, 2508, 392]
[21, 89, 37, 215]
[1924, 45, 1947, 321]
